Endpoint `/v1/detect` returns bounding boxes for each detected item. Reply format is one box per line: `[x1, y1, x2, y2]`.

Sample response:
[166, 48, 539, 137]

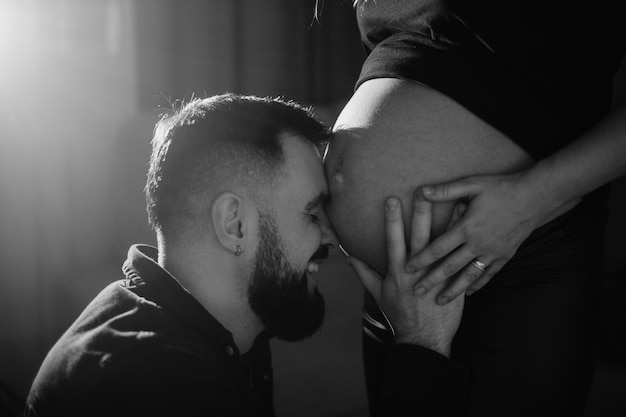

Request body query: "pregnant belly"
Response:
[324, 78, 534, 275]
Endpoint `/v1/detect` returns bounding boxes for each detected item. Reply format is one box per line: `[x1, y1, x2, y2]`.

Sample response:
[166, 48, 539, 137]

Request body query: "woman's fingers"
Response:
[405, 191, 467, 272]
[385, 198, 406, 276]
[439, 259, 506, 303]
[466, 260, 506, 295]
[406, 229, 463, 273]
[420, 178, 483, 202]
[448, 201, 468, 231]
[346, 256, 382, 303]
[410, 190, 432, 256]
[413, 245, 477, 295]
[435, 259, 488, 304]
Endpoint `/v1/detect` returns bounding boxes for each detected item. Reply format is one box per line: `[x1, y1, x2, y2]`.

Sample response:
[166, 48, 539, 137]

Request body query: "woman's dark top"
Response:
[356, 0, 625, 159]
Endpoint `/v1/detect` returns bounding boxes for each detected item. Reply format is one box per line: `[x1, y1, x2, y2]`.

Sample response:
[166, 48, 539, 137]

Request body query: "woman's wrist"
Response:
[515, 164, 573, 228]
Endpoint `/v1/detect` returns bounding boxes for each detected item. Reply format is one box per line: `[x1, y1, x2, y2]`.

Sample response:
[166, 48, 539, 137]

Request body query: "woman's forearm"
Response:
[523, 99, 626, 211]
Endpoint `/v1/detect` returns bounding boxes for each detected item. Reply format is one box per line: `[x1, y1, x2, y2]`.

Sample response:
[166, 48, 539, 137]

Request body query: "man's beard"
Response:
[247, 213, 325, 342]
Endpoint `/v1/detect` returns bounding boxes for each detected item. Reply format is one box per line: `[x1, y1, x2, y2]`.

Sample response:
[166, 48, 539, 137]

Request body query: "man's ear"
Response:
[212, 192, 255, 255]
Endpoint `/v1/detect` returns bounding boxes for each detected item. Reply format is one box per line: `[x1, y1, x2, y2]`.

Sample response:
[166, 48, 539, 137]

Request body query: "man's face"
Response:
[247, 134, 338, 341]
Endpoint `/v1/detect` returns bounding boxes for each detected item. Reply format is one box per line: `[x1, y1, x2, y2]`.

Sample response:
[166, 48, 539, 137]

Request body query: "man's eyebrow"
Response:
[305, 192, 330, 212]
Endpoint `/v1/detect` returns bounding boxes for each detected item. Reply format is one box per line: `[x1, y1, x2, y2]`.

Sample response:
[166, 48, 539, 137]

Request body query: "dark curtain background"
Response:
[0, 1, 624, 416]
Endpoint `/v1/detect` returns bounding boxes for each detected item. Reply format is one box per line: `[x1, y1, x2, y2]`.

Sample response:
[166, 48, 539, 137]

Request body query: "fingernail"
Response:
[466, 289, 474, 296]
[386, 198, 398, 210]
[406, 265, 416, 274]
[416, 286, 426, 296]
[438, 296, 448, 305]
[422, 186, 434, 196]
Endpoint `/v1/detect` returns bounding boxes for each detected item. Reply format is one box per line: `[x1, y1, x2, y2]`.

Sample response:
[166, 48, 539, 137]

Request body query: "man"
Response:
[25, 94, 468, 416]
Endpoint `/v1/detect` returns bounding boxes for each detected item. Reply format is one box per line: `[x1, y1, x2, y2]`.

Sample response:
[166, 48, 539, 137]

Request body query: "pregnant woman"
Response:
[324, 1, 626, 415]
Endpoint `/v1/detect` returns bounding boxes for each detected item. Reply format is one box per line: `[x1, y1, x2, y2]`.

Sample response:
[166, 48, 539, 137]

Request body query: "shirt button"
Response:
[225, 346, 234, 356]
[262, 373, 271, 382]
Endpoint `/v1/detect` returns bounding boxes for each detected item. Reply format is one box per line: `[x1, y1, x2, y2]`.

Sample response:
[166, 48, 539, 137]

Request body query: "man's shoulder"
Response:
[28, 338, 258, 417]
[26, 283, 256, 416]
[44, 280, 235, 378]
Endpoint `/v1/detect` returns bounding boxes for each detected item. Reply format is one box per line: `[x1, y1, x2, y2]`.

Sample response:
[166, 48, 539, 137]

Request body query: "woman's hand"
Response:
[401, 98, 626, 306]
[405, 171, 571, 304]
[346, 190, 464, 357]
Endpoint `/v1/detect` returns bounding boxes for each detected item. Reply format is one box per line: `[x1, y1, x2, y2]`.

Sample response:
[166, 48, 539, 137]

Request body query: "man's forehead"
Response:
[277, 135, 329, 204]
[280, 132, 322, 157]
[281, 134, 325, 172]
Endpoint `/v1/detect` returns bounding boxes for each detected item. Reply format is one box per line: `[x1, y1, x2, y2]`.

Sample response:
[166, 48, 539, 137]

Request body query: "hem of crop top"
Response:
[355, 32, 599, 160]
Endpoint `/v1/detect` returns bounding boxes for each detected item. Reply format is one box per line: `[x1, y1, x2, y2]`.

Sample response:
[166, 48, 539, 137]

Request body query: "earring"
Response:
[235, 245, 242, 256]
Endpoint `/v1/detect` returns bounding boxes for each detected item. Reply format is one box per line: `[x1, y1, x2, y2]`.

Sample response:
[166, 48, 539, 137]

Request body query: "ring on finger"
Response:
[470, 259, 487, 272]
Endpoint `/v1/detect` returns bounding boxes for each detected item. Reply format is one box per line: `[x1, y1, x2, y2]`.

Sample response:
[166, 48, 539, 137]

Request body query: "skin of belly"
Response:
[324, 78, 534, 275]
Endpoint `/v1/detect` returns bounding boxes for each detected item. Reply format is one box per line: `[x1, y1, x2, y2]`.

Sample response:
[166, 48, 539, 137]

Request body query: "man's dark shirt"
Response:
[25, 244, 469, 416]
[25, 245, 274, 417]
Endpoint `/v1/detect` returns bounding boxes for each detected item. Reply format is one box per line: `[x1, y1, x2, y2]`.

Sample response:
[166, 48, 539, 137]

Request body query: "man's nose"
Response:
[320, 212, 339, 248]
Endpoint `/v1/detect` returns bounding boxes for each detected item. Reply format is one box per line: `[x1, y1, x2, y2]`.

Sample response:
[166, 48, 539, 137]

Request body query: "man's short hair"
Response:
[145, 93, 331, 234]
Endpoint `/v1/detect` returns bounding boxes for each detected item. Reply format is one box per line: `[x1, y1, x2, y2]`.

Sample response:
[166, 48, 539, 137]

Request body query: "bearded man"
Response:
[25, 94, 468, 417]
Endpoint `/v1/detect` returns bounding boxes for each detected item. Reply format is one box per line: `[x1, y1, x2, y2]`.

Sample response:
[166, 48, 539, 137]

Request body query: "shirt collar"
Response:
[121, 244, 242, 360]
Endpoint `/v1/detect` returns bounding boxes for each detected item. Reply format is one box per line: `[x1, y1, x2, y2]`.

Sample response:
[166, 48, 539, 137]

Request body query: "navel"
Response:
[331, 171, 345, 189]
[325, 154, 346, 191]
